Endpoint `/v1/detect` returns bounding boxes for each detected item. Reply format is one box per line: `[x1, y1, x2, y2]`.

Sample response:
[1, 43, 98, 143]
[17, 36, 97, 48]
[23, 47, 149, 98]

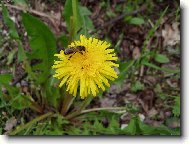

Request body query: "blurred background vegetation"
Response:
[0, 0, 180, 135]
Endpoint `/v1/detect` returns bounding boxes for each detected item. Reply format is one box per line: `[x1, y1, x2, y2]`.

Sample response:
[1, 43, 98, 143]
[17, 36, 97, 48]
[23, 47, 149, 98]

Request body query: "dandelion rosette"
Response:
[52, 35, 119, 99]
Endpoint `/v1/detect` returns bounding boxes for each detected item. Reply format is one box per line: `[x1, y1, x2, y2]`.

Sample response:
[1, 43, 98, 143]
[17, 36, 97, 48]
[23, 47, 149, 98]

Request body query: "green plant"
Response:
[172, 96, 180, 117]
[0, 0, 180, 135]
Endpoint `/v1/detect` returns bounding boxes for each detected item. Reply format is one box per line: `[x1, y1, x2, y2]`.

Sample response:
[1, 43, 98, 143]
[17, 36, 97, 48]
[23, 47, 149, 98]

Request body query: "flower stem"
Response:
[65, 106, 127, 120]
[61, 93, 75, 116]
[10, 112, 53, 135]
[64, 111, 80, 120]
[79, 96, 93, 111]
[72, 0, 77, 36]
[81, 107, 127, 114]
[23, 95, 43, 113]
[41, 84, 48, 109]
[69, 16, 75, 42]
[29, 101, 43, 113]
[69, 0, 78, 42]
[65, 96, 92, 119]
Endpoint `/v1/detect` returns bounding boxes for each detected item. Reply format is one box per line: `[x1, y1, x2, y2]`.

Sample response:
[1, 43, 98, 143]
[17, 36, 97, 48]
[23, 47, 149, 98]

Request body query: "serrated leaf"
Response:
[155, 54, 170, 63]
[122, 118, 137, 135]
[22, 13, 57, 84]
[122, 117, 180, 135]
[10, 93, 31, 110]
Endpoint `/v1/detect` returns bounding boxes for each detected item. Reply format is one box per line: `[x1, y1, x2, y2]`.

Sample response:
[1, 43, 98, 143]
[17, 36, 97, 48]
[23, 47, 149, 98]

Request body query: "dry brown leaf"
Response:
[125, 93, 137, 101]
[162, 22, 180, 47]
[147, 108, 158, 118]
[143, 76, 157, 86]
[132, 47, 141, 60]
[4, 117, 17, 132]
[138, 98, 148, 113]
[100, 98, 115, 107]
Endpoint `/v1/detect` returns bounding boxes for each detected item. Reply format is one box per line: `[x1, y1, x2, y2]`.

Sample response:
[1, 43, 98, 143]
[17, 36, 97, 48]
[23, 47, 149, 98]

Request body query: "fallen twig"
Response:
[4, 3, 60, 21]
[91, 5, 147, 34]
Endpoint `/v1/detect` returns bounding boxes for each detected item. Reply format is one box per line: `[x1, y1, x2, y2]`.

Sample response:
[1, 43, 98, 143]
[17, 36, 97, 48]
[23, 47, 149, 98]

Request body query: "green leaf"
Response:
[122, 117, 180, 135]
[78, 5, 94, 36]
[86, 112, 121, 135]
[122, 118, 137, 135]
[0, 128, 2, 135]
[2, 5, 26, 62]
[0, 74, 31, 110]
[2, 5, 19, 39]
[114, 60, 134, 85]
[106, 10, 116, 18]
[155, 54, 170, 63]
[141, 59, 179, 74]
[13, 0, 28, 8]
[63, 0, 82, 33]
[7, 49, 17, 65]
[172, 97, 180, 117]
[128, 17, 145, 25]
[131, 81, 144, 92]
[45, 72, 61, 108]
[58, 34, 69, 47]
[10, 94, 31, 110]
[0, 74, 12, 86]
[79, 6, 92, 15]
[22, 13, 57, 84]
[141, 7, 168, 55]
[0, 74, 12, 97]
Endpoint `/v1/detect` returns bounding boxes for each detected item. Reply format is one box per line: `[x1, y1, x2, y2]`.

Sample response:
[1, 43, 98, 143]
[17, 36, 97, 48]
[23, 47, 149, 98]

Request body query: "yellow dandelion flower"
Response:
[52, 35, 119, 99]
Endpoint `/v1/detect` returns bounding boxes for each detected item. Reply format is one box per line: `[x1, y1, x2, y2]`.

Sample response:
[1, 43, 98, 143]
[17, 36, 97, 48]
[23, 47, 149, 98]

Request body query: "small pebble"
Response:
[16, 83, 21, 88]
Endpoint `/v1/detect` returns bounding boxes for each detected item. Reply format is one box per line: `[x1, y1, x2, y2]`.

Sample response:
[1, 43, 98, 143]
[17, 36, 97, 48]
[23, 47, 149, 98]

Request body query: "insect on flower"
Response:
[52, 35, 119, 99]
[64, 46, 86, 60]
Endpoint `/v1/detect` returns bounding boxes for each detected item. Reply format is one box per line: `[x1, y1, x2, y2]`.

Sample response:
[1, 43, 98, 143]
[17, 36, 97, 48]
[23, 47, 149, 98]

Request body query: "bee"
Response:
[64, 46, 86, 60]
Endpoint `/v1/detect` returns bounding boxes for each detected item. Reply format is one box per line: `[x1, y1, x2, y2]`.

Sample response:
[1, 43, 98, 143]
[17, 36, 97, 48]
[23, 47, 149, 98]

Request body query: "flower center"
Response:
[70, 52, 99, 77]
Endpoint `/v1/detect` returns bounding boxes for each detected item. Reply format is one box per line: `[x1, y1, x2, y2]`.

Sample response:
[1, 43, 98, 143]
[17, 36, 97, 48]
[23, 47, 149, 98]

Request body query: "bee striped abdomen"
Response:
[64, 46, 85, 55]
